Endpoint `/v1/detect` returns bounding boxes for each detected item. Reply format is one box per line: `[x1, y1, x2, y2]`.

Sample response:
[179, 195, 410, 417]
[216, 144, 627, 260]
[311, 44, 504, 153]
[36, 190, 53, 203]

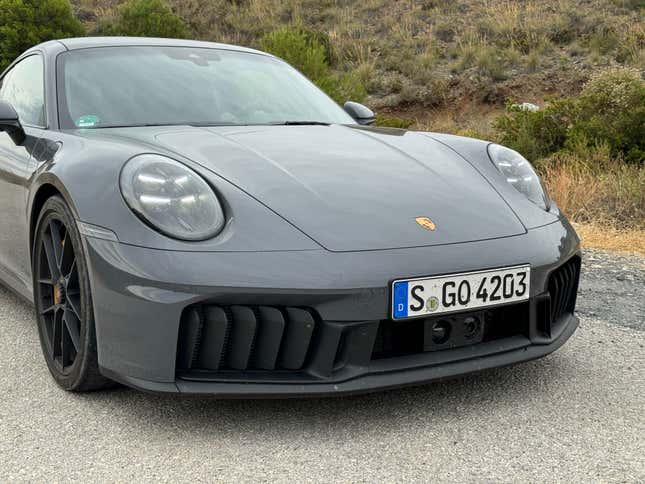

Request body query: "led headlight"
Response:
[487, 144, 550, 211]
[120, 154, 225, 240]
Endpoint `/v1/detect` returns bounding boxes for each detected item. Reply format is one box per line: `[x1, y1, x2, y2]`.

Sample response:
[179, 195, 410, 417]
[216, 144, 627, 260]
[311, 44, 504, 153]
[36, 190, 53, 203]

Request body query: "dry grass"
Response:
[540, 151, 644, 230]
[573, 223, 645, 254]
[528, 152, 644, 254]
[413, 104, 499, 140]
[540, 152, 644, 252]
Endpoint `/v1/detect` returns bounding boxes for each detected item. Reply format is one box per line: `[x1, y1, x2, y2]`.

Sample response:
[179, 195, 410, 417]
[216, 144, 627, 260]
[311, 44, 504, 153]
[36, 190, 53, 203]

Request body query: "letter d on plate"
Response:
[393, 281, 408, 319]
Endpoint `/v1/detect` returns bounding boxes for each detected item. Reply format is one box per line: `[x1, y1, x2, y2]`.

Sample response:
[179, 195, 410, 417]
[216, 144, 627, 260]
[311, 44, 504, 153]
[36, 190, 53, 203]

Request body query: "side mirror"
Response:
[0, 100, 26, 145]
[343, 101, 376, 125]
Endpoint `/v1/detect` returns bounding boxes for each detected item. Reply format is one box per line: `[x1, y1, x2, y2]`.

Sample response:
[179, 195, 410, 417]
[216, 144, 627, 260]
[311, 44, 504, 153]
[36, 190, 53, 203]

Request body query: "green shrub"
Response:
[262, 27, 330, 83]
[0, 0, 84, 71]
[332, 71, 367, 105]
[97, 0, 189, 38]
[302, 30, 337, 67]
[375, 115, 414, 129]
[569, 68, 645, 163]
[493, 101, 571, 162]
[261, 27, 366, 104]
[494, 68, 645, 164]
[451, 38, 517, 81]
[614, 26, 645, 66]
[586, 25, 620, 56]
[612, 0, 645, 10]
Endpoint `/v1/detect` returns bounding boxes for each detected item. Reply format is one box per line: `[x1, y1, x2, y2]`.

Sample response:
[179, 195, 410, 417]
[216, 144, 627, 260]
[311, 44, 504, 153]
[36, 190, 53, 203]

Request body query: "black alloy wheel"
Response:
[33, 196, 112, 391]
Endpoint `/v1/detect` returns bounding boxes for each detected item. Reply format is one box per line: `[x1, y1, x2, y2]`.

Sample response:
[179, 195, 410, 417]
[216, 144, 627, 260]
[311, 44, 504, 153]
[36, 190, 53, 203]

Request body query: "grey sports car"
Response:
[0, 37, 580, 396]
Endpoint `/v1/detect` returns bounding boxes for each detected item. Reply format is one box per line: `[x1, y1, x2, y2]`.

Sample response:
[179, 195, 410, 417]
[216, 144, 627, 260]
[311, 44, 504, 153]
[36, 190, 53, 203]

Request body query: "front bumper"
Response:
[103, 314, 578, 397]
[84, 218, 580, 397]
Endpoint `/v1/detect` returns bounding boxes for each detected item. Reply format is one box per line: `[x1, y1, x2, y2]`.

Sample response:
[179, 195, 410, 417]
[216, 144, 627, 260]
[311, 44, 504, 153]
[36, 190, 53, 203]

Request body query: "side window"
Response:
[0, 55, 45, 127]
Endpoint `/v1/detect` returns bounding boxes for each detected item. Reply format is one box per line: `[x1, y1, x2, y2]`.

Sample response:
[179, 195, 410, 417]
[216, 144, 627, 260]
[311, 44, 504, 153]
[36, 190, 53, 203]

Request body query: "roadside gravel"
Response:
[578, 248, 644, 330]
[0, 249, 643, 482]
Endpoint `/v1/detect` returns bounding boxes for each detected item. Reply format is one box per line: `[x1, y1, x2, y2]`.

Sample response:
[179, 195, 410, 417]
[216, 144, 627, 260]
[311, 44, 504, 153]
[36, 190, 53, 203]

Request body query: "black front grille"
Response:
[176, 305, 317, 372]
[547, 256, 581, 325]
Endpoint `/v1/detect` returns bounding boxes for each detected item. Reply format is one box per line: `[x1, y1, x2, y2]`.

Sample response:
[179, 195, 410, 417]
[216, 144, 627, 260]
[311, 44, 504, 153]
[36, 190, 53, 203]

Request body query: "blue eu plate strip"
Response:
[393, 281, 408, 319]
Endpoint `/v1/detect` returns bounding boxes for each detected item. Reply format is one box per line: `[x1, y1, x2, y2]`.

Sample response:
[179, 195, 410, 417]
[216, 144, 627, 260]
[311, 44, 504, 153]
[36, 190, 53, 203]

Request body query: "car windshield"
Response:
[57, 46, 355, 129]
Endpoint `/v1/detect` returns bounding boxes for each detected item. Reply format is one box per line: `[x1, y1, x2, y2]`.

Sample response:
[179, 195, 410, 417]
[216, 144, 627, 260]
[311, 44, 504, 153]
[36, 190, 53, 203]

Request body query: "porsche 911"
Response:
[0, 37, 581, 396]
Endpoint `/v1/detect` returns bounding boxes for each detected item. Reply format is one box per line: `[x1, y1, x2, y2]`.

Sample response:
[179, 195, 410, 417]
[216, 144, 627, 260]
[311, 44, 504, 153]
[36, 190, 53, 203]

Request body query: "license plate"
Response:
[392, 265, 530, 320]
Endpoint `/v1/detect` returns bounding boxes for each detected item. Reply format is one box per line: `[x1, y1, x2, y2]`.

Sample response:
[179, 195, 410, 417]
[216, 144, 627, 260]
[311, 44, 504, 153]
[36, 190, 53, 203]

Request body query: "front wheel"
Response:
[33, 196, 112, 391]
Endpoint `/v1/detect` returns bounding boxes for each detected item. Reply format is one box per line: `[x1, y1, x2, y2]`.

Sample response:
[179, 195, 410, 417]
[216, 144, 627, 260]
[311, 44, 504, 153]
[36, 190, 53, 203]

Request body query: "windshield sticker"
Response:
[76, 115, 100, 128]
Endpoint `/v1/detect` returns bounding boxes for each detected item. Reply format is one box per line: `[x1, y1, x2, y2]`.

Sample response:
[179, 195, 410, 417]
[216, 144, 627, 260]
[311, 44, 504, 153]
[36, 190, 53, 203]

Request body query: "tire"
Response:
[32, 196, 113, 391]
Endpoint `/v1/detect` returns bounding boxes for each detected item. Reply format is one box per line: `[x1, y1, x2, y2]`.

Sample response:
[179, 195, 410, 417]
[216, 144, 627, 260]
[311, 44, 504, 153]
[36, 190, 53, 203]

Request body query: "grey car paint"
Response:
[0, 37, 580, 396]
[0, 129, 39, 290]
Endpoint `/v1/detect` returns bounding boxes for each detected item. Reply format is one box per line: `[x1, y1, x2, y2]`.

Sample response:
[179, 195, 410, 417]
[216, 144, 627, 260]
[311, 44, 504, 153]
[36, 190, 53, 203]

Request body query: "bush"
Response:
[613, 0, 645, 10]
[97, 0, 189, 39]
[0, 0, 84, 71]
[261, 27, 366, 104]
[261, 27, 330, 84]
[569, 68, 645, 163]
[375, 115, 414, 129]
[493, 100, 571, 162]
[494, 68, 645, 164]
[331, 71, 367, 105]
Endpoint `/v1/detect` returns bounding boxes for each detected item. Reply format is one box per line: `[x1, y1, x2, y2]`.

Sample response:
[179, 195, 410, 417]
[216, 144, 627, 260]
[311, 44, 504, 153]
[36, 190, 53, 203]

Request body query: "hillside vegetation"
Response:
[72, 0, 644, 108]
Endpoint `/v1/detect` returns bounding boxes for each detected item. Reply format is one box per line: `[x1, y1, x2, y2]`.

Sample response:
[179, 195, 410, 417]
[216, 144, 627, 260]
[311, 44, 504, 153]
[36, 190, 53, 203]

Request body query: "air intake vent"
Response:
[547, 256, 581, 325]
[176, 305, 317, 372]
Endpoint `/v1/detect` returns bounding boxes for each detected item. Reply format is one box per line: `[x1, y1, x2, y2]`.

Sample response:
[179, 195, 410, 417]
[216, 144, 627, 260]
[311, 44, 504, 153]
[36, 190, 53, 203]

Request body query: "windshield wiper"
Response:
[90, 122, 240, 129]
[92, 121, 333, 129]
[269, 121, 331, 126]
[89, 123, 187, 129]
[188, 122, 242, 127]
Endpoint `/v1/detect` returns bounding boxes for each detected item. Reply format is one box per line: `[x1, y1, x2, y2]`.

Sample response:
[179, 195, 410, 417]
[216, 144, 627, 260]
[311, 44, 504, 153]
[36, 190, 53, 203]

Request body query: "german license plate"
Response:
[392, 265, 530, 320]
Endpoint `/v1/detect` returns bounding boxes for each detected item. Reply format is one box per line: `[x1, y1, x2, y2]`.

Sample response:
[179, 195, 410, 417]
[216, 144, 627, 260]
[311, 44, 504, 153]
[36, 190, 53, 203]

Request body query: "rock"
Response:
[514, 102, 540, 112]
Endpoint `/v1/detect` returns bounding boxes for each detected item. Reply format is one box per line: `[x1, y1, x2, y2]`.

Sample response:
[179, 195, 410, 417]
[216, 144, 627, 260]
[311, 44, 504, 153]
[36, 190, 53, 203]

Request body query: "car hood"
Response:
[107, 124, 526, 252]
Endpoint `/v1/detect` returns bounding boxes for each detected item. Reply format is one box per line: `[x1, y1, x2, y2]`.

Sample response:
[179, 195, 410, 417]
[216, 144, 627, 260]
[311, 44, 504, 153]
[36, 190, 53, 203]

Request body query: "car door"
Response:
[0, 54, 46, 296]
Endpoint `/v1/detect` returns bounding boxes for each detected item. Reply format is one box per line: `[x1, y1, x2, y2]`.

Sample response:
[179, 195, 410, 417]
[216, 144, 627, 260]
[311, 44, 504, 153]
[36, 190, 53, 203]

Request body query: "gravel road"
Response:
[0, 249, 643, 482]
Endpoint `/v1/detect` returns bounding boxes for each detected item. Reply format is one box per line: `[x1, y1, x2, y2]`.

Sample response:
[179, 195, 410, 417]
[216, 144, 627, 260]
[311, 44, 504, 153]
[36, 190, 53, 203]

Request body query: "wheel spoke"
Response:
[42, 309, 55, 355]
[41, 304, 57, 315]
[67, 260, 79, 291]
[60, 234, 75, 277]
[52, 308, 63, 360]
[42, 233, 61, 281]
[67, 293, 82, 320]
[61, 325, 73, 367]
[49, 220, 64, 271]
[63, 309, 81, 352]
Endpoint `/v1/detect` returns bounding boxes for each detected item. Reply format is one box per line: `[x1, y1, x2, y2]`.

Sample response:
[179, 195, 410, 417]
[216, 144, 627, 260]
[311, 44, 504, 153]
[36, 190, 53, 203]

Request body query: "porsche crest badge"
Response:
[415, 217, 436, 231]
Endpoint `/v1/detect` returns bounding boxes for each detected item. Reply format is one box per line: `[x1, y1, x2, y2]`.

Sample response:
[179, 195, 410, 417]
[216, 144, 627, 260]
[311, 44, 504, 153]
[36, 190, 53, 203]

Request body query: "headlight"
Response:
[487, 144, 550, 210]
[120, 154, 225, 240]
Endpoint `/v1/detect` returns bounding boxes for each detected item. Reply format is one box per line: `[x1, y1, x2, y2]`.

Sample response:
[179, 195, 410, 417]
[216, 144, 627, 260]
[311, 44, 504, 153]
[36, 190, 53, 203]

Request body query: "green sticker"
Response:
[76, 115, 100, 128]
